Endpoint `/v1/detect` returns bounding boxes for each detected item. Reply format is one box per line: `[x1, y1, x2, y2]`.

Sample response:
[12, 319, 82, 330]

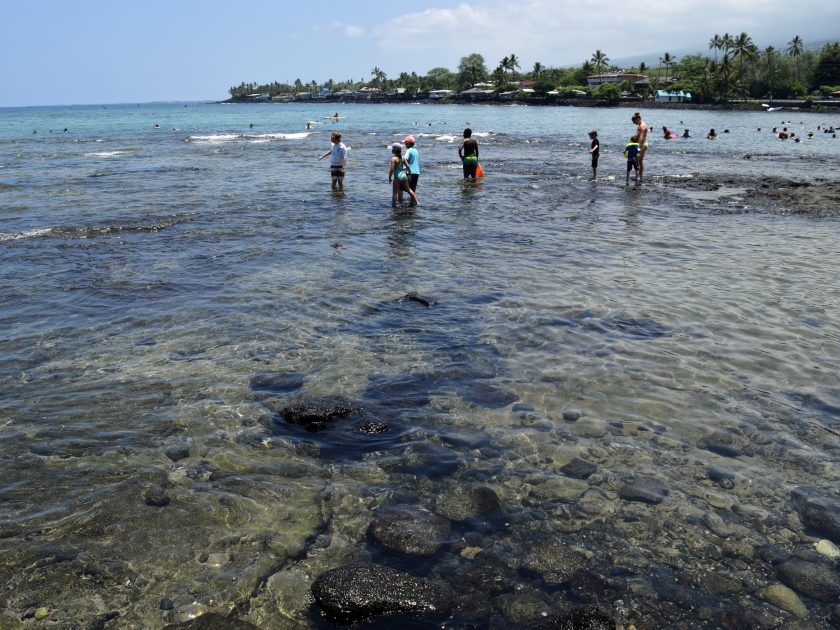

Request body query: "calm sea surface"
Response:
[2, 102, 840, 629]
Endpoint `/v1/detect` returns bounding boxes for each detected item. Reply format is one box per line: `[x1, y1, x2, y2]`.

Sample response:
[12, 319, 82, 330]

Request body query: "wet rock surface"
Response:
[461, 383, 519, 408]
[534, 605, 617, 629]
[311, 563, 451, 624]
[163, 613, 262, 629]
[367, 506, 451, 555]
[618, 476, 669, 503]
[521, 542, 588, 586]
[431, 483, 501, 522]
[559, 458, 597, 479]
[249, 372, 305, 395]
[791, 486, 840, 540]
[776, 559, 840, 601]
[277, 397, 363, 432]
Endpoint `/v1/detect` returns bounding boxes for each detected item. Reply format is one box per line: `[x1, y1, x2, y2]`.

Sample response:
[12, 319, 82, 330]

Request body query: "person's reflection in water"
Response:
[386, 206, 417, 260]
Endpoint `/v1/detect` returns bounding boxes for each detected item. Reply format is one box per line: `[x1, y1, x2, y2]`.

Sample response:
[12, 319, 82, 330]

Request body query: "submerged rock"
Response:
[278, 397, 363, 432]
[311, 563, 451, 624]
[569, 569, 622, 605]
[534, 605, 617, 630]
[431, 484, 501, 522]
[493, 590, 552, 624]
[399, 291, 436, 307]
[144, 487, 171, 507]
[165, 447, 190, 462]
[162, 613, 261, 629]
[618, 476, 669, 504]
[791, 486, 840, 540]
[816, 539, 840, 559]
[560, 458, 597, 479]
[562, 409, 585, 422]
[776, 559, 840, 602]
[756, 584, 809, 619]
[720, 606, 783, 630]
[521, 542, 587, 586]
[698, 439, 752, 458]
[367, 506, 451, 555]
[461, 383, 519, 408]
[249, 372, 305, 395]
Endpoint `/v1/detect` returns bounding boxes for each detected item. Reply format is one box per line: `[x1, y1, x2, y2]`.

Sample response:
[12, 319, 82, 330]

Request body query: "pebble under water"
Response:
[2, 102, 840, 630]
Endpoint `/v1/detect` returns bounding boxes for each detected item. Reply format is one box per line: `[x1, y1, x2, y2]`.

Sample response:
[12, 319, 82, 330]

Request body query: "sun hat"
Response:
[390, 142, 404, 151]
[403, 135, 415, 144]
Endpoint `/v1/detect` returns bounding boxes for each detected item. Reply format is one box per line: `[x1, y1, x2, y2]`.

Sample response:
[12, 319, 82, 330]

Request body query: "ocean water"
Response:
[2, 102, 840, 629]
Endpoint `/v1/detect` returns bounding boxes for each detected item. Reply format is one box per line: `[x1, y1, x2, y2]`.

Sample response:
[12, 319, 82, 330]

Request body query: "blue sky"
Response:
[2, 0, 838, 107]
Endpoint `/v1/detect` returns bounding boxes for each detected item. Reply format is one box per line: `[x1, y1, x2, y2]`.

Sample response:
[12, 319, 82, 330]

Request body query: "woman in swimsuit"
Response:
[632, 112, 648, 181]
[389, 144, 419, 208]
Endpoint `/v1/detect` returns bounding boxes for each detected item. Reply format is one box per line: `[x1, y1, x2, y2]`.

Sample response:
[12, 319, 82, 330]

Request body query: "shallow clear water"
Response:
[2, 102, 840, 630]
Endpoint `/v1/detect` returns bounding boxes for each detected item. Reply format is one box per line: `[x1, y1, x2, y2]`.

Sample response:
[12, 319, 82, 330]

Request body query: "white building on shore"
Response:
[587, 72, 650, 90]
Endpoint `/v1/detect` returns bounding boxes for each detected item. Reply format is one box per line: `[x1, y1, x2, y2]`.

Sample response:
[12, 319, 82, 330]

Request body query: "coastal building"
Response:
[518, 88, 535, 95]
[334, 90, 354, 97]
[389, 87, 407, 95]
[499, 91, 518, 100]
[519, 80, 533, 88]
[473, 82, 495, 88]
[294, 92, 313, 101]
[429, 90, 454, 99]
[271, 93, 295, 101]
[587, 72, 650, 90]
[655, 90, 691, 103]
[258, 93, 270, 100]
[459, 87, 495, 99]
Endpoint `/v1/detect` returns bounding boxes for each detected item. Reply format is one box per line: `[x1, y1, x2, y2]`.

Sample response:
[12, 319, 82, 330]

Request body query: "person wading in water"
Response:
[631, 112, 649, 182]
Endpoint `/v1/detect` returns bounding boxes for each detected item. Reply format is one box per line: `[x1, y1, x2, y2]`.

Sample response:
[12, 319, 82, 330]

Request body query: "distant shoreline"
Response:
[215, 98, 839, 113]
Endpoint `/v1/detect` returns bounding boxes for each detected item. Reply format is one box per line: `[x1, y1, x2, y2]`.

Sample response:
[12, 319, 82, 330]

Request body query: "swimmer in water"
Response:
[306, 122, 312, 130]
[249, 123, 254, 129]
[154, 124, 160, 129]
[64, 128, 68, 133]
[333, 113, 339, 119]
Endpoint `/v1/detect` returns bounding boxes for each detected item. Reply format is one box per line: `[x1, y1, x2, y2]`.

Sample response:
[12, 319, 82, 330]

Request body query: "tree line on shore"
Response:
[228, 35, 840, 102]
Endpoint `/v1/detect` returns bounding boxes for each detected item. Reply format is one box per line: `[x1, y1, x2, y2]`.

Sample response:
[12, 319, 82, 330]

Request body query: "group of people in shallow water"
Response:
[317, 127, 482, 207]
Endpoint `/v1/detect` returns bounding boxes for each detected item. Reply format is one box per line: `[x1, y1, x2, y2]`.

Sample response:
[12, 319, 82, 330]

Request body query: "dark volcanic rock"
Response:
[560, 458, 597, 479]
[144, 488, 171, 507]
[776, 559, 840, 601]
[249, 372, 305, 395]
[521, 542, 588, 586]
[562, 409, 585, 422]
[160, 598, 175, 611]
[569, 569, 622, 605]
[162, 613, 261, 629]
[461, 383, 519, 408]
[454, 562, 517, 596]
[311, 563, 451, 624]
[360, 419, 388, 434]
[431, 484, 501, 522]
[399, 291, 436, 307]
[699, 440, 752, 458]
[165, 447, 190, 462]
[719, 606, 781, 630]
[791, 486, 840, 540]
[534, 605, 617, 630]
[367, 506, 451, 555]
[278, 397, 363, 432]
[618, 476, 669, 503]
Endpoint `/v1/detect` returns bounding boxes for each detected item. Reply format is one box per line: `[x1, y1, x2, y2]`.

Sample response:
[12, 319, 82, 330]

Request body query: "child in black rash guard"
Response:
[588, 130, 599, 180]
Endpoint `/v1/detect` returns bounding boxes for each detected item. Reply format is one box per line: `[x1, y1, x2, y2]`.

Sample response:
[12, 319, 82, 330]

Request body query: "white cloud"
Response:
[345, 25, 365, 38]
[372, 0, 840, 70]
[331, 21, 343, 28]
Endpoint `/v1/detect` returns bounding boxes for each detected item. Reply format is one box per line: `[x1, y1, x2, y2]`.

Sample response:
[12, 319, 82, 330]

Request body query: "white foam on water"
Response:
[436, 135, 457, 143]
[0, 228, 53, 243]
[472, 132, 493, 137]
[84, 151, 129, 157]
[189, 132, 311, 144]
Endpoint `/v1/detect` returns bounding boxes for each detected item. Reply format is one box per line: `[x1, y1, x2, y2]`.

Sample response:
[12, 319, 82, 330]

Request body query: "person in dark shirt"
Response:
[588, 130, 599, 180]
[458, 128, 479, 180]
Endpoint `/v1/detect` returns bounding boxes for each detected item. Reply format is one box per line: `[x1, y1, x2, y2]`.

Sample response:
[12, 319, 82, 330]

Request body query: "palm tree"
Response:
[718, 53, 734, 102]
[638, 61, 647, 74]
[500, 56, 510, 79]
[763, 46, 777, 100]
[590, 50, 609, 86]
[493, 65, 506, 87]
[787, 35, 803, 83]
[660, 52, 674, 84]
[709, 34, 723, 62]
[507, 54, 521, 79]
[732, 32, 755, 101]
[533, 62, 544, 80]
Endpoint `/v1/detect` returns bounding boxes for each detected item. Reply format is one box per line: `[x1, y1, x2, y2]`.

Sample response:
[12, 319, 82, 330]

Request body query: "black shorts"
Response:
[409, 174, 419, 191]
[627, 158, 639, 172]
[591, 157, 599, 168]
[463, 163, 477, 178]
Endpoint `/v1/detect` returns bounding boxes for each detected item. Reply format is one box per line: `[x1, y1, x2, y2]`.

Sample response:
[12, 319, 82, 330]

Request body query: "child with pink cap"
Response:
[398, 136, 419, 203]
